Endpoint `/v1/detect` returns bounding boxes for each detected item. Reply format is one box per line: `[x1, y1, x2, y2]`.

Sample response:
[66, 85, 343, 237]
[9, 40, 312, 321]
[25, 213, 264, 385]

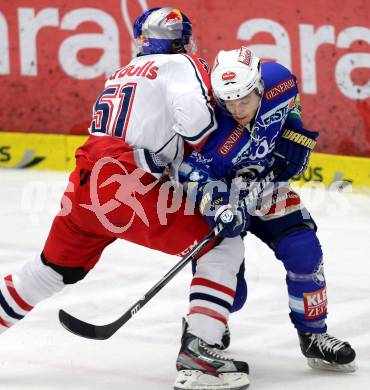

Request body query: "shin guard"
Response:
[0, 255, 65, 332]
[276, 229, 327, 333]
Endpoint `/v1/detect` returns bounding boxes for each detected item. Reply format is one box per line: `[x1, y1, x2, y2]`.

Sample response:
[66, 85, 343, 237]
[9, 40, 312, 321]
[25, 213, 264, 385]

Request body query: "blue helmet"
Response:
[133, 7, 193, 56]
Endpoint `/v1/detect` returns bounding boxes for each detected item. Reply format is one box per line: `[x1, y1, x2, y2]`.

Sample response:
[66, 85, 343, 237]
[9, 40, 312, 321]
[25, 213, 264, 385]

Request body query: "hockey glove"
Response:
[199, 181, 250, 238]
[273, 127, 318, 181]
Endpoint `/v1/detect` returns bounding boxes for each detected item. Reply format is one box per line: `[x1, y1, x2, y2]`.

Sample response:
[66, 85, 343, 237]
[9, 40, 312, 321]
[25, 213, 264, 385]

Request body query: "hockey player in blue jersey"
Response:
[175, 47, 356, 384]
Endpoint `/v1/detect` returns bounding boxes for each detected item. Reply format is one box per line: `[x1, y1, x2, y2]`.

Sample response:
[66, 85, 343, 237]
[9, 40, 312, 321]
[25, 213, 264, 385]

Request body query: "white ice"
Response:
[0, 169, 369, 390]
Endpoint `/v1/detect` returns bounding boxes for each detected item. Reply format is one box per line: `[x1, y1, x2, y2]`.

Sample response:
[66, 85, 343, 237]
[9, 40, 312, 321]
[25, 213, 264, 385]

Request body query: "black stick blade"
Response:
[59, 309, 108, 340]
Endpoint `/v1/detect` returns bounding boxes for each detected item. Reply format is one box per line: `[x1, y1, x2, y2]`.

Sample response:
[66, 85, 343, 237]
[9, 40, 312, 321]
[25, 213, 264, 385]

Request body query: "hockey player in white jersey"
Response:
[0, 7, 250, 390]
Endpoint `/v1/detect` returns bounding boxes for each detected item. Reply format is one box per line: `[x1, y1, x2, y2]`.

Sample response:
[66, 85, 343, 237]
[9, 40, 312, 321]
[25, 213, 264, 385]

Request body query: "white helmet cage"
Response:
[211, 47, 263, 101]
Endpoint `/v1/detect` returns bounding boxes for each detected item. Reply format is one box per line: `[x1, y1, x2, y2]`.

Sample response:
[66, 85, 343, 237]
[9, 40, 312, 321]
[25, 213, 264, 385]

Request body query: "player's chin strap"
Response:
[58, 167, 281, 340]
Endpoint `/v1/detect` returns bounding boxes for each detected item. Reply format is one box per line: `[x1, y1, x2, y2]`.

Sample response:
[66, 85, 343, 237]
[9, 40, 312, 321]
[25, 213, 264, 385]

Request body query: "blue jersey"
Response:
[179, 61, 303, 188]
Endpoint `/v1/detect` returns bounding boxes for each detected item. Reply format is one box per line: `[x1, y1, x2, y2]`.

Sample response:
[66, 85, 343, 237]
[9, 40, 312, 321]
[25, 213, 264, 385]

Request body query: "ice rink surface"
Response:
[0, 169, 369, 390]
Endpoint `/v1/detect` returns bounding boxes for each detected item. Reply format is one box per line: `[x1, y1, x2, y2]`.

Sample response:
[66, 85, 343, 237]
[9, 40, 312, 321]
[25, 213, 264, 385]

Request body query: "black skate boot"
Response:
[174, 332, 249, 390]
[298, 331, 356, 372]
[181, 317, 231, 350]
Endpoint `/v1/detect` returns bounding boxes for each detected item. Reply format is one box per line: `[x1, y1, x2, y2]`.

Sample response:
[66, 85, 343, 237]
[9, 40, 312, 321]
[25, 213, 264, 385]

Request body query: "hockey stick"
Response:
[59, 167, 281, 340]
[59, 226, 221, 340]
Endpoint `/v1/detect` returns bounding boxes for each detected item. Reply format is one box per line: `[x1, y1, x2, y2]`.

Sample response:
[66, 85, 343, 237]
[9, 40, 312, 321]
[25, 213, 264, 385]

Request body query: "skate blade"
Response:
[307, 358, 357, 373]
[174, 370, 250, 390]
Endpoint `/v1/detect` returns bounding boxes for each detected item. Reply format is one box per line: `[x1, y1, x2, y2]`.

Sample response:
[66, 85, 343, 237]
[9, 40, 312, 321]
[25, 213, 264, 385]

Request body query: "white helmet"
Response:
[211, 47, 263, 101]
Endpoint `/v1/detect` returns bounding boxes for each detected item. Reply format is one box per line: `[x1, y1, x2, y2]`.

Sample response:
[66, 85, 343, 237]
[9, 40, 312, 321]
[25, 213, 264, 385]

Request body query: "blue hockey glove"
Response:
[199, 182, 250, 238]
[273, 127, 318, 181]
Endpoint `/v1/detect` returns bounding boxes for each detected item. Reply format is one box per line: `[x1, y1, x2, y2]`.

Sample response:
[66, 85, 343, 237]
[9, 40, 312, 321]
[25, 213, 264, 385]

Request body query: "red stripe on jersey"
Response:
[181, 54, 215, 151]
[189, 306, 228, 325]
[183, 54, 212, 91]
[4, 275, 33, 312]
[191, 277, 235, 298]
[0, 315, 11, 328]
[265, 190, 301, 216]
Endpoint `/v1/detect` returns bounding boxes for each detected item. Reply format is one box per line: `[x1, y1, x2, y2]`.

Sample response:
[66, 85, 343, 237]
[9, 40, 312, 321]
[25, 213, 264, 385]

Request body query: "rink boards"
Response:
[1, 131, 369, 192]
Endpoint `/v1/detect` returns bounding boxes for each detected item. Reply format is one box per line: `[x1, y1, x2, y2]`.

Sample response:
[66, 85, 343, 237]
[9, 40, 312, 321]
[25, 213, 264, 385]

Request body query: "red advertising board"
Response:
[0, 0, 369, 156]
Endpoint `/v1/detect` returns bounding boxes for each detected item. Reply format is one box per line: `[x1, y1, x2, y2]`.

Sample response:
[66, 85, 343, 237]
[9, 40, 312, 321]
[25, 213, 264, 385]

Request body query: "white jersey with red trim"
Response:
[89, 53, 217, 174]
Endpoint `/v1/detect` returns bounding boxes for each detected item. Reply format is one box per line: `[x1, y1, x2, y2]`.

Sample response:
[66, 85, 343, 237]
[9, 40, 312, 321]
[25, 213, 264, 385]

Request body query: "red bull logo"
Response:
[164, 9, 183, 24]
[139, 35, 149, 47]
[222, 71, 236, 81]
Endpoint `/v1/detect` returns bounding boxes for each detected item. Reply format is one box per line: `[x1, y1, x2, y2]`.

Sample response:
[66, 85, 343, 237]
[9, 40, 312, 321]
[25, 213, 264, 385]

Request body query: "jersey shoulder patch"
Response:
[261, 62, 298, 102]
[181, 54, 212, 90]
[183, 54, 210, 73]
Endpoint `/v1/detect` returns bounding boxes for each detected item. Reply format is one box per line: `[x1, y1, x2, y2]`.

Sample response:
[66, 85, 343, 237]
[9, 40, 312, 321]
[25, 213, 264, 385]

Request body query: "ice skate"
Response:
[298, 331, 357, 373]
[174, 332, 249, 390]
[181, 317, 231, 350]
